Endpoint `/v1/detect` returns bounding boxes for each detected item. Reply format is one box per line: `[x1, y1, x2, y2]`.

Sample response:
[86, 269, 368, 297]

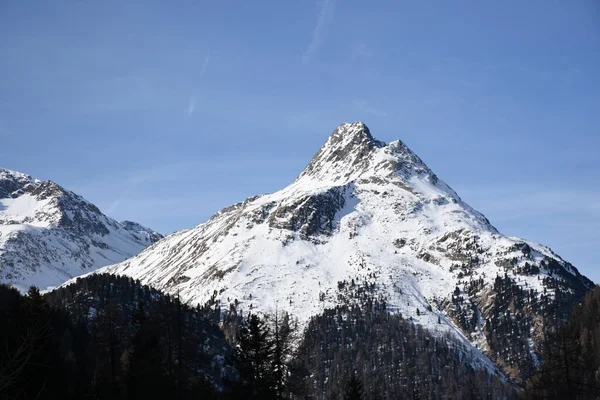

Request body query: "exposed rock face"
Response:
[0, 168, 163, 291]
[71, 122, 594, 381]
[268, 185, 350, 238]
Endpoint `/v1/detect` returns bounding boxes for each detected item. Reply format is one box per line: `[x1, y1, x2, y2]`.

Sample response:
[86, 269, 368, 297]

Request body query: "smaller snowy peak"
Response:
[3, 178, 109, 232]
[0, 168, 163, 291]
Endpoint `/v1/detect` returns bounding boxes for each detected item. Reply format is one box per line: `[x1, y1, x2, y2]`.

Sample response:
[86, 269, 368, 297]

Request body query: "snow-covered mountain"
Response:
[0, 168, 163, 291]
[73, 122, 594, 380]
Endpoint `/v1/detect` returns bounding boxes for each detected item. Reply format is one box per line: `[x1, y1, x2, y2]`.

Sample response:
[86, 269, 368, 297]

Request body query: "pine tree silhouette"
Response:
[236, 313, 276, 399]
[344, 373, 364, 400]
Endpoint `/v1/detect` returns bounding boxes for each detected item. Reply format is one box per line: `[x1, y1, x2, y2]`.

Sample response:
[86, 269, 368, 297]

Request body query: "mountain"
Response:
[78, 122, 594, 380]
[0, 168, 163, 291]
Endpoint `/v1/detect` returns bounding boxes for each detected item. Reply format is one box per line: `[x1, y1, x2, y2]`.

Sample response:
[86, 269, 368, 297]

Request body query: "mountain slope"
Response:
[80, 122, 594, 380]
[0, 168, 163, 291]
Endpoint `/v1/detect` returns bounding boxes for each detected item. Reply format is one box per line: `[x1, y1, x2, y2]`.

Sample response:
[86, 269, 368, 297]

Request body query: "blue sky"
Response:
[1, 1, 598, 282]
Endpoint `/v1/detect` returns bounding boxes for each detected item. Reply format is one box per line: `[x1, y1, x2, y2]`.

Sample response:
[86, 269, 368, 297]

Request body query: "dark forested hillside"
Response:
[1, 275, 234, 399]
[525, 285, 600, 399]
[0, 285, 76, 399]
[3, 275, 598, 399]
[291, 302, 515, 400]
[44, 274, 235, 397]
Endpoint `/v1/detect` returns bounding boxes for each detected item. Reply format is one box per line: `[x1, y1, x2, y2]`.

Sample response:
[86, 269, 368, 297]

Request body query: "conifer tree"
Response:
[344, 373, 364, 400]
[127, 302, 172, 398]
[271, 310, 294, 399]
[91, 301, 125, 398]
[236, 313, 276, 399]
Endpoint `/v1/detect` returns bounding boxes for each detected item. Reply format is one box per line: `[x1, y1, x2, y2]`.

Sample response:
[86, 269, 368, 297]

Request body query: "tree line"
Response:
[1, 274, 599, 399]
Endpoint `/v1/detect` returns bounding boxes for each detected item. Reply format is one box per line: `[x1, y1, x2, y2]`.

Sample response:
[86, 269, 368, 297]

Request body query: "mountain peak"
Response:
[335, 121, 376, 139]
[330, 122, 385, 153]
[294, 121, 438, 189]
[323, 121, 384, 153]
[296, 122, 386, 185]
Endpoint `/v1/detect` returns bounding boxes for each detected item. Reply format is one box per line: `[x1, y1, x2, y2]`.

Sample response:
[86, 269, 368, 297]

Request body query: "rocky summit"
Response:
[71, 122, 594, 381]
